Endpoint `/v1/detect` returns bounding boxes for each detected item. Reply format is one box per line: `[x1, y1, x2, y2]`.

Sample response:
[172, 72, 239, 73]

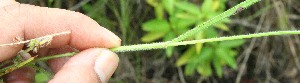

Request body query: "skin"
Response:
[0, 0, 121, 83]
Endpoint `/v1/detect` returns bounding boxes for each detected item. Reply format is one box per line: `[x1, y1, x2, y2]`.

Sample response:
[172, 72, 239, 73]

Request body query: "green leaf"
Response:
[175, 13, 199, 20]
[199, 47, 213, 61]
[146, 0, 159, 7]
[205, 28, 218, 46]
[219, 39, 245, 48]
[211, 0, 220, 11]
[195, 43, 203, 54]
[175, 28, 189, 36]
[141, 32, 166, 42]
[164, 32, 176, 57]
[205, 27, 218, 38]
[228, 50, 238, 57]
[216, 47, 237, 69]
[163, 32, 176, 41]
[213, 57, 223, 78]
[166, 47, 174, 58]
[195, 31, 205, 53]
[35, 72, 50, 83]
[197, 62, 212, 77]
[205, 12, 219, 19]
[201, 0, 213, 13]
[184, 60, 197, 76]
[176, 47, 196, 66]
[146, 0, 164, 18]
[222, 18, 231, 23]
[142, 19, 170, 32]
[175, 16, 198, 29]
[155, 5, 165, 19]
[169, 16, 194, 35]
[218, 0, 227, 11]
[214, 23, 229, 31]
[195, 47, 213, 77]
[175, 2, 201, 15]
[163, 0, 174, 15]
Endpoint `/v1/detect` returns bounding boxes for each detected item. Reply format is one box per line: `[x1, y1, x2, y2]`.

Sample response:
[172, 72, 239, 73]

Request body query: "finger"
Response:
[3, 67, 35, 83]
[0, 3, 121, 62]
[20, 4, 121, 49]
[47, 57, 70, 73]
[0, 1, 24, 62]
[49, 48, 119, 83]
[0, 0, 18, 8]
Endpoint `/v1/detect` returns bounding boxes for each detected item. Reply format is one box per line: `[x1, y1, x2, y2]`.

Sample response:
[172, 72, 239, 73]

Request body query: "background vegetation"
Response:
[16, 0, 300, 83]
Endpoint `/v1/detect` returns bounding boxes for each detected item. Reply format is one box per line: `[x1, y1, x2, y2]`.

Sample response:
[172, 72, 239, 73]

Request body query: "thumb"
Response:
[49, 48, 119, 83]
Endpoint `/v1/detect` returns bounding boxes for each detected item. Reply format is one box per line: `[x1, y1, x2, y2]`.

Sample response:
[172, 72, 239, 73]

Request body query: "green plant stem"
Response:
[31, 52, 78, 63]
[3, 30, 299, 76]
[22, 30, 300, 63]
[30, 64, 54, 78]
[0, 52, 77, 76]
[112, 30, 300, 52]
[30, 31, 300, 60]
[171, 0, 261, 42]
[0, 56, 35, 76]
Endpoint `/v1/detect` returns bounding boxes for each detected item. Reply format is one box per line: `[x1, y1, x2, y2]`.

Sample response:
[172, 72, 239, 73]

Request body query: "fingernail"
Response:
[111, 33, 121, 43]
[94, 50, 119, 83]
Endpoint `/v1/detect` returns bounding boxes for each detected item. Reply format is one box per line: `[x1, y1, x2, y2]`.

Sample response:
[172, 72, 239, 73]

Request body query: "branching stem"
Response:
[112, 30, 300, 52]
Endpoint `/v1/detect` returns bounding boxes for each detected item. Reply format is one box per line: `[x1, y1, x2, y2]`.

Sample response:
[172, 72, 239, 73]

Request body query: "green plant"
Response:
[143, 0, 243, 77]
[143, 0, 229, 55]
[2, 0, 298, 81]
[82, 0, 115, 29]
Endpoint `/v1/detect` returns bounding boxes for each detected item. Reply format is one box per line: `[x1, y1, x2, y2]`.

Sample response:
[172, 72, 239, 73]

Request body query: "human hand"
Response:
[0, 0, 121, 83]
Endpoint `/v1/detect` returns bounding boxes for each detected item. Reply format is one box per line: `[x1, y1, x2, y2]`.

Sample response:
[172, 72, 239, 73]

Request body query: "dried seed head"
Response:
[37, 35, 53, 47]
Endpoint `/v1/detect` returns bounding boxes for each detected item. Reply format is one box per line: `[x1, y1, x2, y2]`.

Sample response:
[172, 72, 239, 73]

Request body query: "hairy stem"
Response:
[25, 30, 300, 63]
[31, 52, 77, 63]
[112, 30, 300, 52]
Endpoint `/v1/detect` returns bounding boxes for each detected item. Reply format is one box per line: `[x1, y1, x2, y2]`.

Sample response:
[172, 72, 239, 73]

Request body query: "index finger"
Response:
[0, 2, 121, 62]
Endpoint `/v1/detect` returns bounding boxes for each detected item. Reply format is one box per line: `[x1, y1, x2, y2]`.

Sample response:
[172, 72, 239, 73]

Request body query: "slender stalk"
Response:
[27, 30, 300, 63]
[31, 52, 77, 63]
[112, 30, 300, 52]
[0, 56, 35, 76]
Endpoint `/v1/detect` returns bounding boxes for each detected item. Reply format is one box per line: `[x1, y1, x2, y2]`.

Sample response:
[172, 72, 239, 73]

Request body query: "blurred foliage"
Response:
[82, 0, 116, 30]
[12, 0, 300, 82]
[143, 0, 244, 78]
[13, 0, 269, 82]
[35, 71, 50, 83]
